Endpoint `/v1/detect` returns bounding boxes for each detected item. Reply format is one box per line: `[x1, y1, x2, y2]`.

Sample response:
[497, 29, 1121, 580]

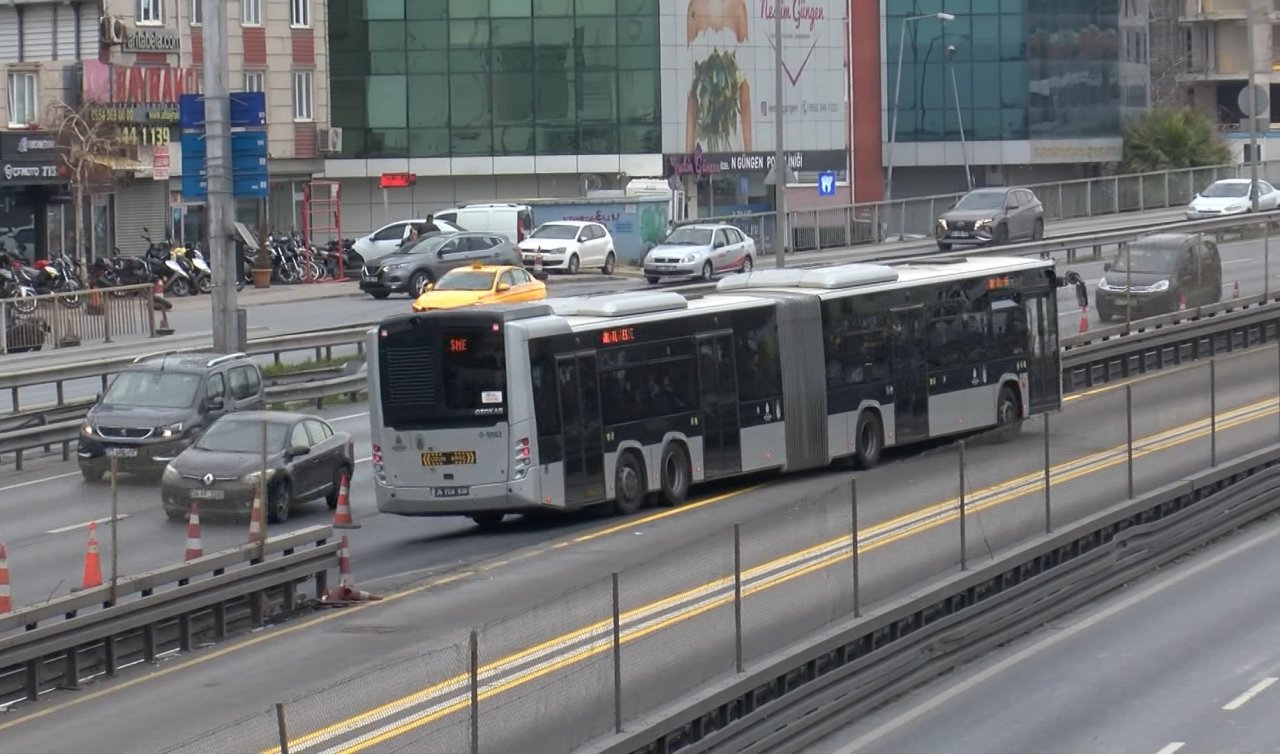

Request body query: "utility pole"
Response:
[202, 0, 240, 352]
[1246, 0, 1261, 212]
[773, 0, 786, 268]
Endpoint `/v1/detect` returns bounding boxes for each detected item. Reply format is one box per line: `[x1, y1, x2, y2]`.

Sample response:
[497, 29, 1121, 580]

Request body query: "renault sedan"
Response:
[642, 224, 755, 283]
[159, 412, 354, 524]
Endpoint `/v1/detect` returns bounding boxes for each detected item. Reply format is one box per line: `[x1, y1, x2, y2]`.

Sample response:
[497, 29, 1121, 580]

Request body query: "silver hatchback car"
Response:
[642, 224, 756, 284]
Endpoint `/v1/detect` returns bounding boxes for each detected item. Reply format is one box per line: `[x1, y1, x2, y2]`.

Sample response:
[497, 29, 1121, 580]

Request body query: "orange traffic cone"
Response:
[184, 503, 204, 561]
[332, 473, 360, 530]
[247, 487, 264, 544]
[81, 522, 103, 589]
[87, 284, 103, 316]
[1178, 293, 1187, 311]
[0, 541, 11, 614]
[321, 536, 382, 604]
[1233, 280, 1240, 299]
[533, 250, 543, 277]
[1078, 306, 1088, 334]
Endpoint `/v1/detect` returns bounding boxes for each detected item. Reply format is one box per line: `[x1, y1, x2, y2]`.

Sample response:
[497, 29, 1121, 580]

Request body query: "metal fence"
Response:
[1, 284, 158, 356]
[161, 348, 1280, 754]
[688, 160, 1280, 253]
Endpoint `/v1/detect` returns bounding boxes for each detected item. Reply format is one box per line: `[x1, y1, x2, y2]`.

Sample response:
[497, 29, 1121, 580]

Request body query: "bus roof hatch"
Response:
[550, 291, 689, 318]
[717, 264, 898, 291]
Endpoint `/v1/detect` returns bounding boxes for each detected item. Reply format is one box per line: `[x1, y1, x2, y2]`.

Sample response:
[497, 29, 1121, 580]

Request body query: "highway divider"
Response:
[0, 525, 338, 707]
[581, 444, 1280, 754]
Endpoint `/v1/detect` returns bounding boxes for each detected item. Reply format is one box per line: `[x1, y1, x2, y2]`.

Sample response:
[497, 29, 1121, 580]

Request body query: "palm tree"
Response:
[1122, 108, 1232, 173]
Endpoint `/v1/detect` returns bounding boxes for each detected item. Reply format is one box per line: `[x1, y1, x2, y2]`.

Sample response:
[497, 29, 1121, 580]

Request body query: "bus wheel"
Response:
[659, 443, 691, 506]
[613, 452, 646, 515]
[854, 411, 883, 469]
[471, 512, 505, 529]
[994, 386, 1023, 443]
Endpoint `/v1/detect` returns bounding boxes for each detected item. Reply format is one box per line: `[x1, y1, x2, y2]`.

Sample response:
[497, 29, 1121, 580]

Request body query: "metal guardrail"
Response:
[0, 525, 338, 706]
[692, 159, 1276, 252]
[581, 444, 1280, 754]
[1, 283, 158, 355]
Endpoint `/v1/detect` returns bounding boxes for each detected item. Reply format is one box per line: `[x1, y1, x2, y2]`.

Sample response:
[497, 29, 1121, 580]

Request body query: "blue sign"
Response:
[181, 175, 208, 200]
[178, 94, 205, 130]
[817, 171, 837, 197]
[231, 131, 267, 156]
[230, 92, 267, 128]
[180, 132, 205, 159]
[233, 175, 270, 198]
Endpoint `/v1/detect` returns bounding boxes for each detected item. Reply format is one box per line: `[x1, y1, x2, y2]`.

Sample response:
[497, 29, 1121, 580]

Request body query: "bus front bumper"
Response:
[373, 477, 542, 516]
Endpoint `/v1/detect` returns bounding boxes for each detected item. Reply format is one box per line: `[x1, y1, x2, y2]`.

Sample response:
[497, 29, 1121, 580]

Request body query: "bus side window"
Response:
[991, 299, 1028, 356]
[734, 308, 782, 400]
[531, 354, 561, 436]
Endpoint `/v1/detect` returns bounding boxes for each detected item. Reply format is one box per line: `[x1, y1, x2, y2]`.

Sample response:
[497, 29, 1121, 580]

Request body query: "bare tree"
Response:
[48, 101, 121, 268]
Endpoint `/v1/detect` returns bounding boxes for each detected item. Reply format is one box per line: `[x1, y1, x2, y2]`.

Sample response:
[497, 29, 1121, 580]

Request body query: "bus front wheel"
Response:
[994, 386, 1023, 443]
[659, 443, 691, 506]
[854, 411, 883, 469]
[613, 451, 646, 515]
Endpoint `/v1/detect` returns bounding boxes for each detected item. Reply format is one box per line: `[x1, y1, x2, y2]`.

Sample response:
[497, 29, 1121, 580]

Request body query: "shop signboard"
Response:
[0, 131, 69, 187]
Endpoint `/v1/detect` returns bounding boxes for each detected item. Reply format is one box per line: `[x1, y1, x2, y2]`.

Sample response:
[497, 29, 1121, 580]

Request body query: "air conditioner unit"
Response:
[100, 16, 127, 45]
[318, 127, 343, 153]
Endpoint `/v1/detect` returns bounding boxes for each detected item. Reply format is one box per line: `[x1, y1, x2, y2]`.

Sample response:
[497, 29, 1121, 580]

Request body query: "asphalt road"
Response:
[806, 508, 1280, 754]
[1, 342, 1278, 753]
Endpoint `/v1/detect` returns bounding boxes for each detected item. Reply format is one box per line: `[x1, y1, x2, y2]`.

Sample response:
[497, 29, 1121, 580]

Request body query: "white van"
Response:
[434, 203, 534, 244]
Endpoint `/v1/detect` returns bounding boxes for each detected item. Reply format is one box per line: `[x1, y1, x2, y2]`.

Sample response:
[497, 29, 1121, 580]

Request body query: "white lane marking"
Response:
[1222, 677, 1278, 710]
[1154, 744, 1185, 754]
[44, 514, 129, 535]
[0, 471, 80, 493]
[330, 411, 369, 423]
[825, 513, 1280, 753]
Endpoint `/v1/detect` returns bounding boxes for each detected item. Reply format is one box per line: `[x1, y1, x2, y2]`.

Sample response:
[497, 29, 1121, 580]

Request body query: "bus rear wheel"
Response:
[613, 451, 646, 515]
[471, 512, 505, 529]
[854, 411, 883, 469]
[658, 442, 691, 506]
[994, 386, 1023, 443]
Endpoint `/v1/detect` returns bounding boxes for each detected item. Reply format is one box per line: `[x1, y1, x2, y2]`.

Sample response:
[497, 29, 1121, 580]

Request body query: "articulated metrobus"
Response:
[368, 256, 1074, 526]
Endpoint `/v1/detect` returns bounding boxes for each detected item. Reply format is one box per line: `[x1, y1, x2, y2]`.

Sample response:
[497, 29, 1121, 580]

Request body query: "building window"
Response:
[190, 0, 203, 24]
[242, 0, 261, 26]
[290, 0, 311, 28]
[6, 71, 37, 128]
[137, 0, 163, 24]
[244, 71, 265, 92]
[292, 71, 313, 121]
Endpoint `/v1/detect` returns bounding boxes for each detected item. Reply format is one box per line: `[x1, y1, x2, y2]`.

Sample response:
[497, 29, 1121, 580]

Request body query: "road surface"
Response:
[0, 341, 1277, 753]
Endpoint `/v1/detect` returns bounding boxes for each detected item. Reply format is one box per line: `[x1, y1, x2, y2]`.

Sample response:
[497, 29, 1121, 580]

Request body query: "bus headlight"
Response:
[513, 437, 531, 481]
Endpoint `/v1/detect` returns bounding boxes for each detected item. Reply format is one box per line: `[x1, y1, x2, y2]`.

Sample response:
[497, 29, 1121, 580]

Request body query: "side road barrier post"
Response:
[1126, 385, 1134, 499]
[733, 522, 744, 674]
[1043, 412, 1052, 534]
[1210, 359, 1218, 466]
[850, 478, 861, 619]
[275, 703, 290, 754]
[611, 571, 623, 734]
[470, 628, 480, 754]
[958, 440, 968, 572]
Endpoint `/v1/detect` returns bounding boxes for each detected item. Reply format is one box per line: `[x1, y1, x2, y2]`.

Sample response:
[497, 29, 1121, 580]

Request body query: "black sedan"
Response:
[159, 411, 354, 523]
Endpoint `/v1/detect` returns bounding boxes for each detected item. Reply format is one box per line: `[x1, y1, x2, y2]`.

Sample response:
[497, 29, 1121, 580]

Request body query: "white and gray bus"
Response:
[368, 256, 1075, 527]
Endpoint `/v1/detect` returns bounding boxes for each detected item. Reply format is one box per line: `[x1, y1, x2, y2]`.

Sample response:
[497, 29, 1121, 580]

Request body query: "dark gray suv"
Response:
[77, 352, 266, 480]
[936, 187, 1045, 250]
[360, 231, 522, 299]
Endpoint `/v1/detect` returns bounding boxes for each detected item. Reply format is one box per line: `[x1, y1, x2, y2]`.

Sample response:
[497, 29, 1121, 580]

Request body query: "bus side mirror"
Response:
[1063, 270, 1089, 309]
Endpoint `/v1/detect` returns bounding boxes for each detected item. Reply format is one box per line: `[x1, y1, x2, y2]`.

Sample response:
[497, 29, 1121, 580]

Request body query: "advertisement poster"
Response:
[663, 0, 847, 161]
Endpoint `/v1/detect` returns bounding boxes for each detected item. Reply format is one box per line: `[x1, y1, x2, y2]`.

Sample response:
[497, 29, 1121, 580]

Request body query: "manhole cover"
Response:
[340, 625, 398, 634]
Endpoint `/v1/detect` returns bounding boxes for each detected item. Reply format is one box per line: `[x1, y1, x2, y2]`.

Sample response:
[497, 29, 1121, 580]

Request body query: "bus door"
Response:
[556, 353, 606, 506]
[1024, 290, 1061, 413]
[889, 304, 930, 442]
[696, 331, 741, 479]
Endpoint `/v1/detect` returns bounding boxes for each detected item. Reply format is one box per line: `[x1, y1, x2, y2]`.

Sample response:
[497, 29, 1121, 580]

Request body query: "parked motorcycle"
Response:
[140, 229, 193, 297]
[0, 262, 37, 314]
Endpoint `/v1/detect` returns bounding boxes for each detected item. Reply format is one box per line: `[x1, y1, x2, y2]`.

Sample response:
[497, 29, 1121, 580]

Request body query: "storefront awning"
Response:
[91, 156, 146, 171]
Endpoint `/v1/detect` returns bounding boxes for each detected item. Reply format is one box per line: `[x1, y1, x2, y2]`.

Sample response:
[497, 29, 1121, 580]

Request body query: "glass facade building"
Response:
[883, 0, 1149, 143]
[328, 0, 662, 160]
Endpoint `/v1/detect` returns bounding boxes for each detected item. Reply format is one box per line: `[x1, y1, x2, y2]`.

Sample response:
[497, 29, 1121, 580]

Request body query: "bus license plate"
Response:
[421, 450, 476, 466]
[433, 486, 470, 498]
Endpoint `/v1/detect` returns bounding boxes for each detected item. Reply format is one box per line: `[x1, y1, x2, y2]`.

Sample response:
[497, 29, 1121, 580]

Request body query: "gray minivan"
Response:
[77, 352, 266, 480]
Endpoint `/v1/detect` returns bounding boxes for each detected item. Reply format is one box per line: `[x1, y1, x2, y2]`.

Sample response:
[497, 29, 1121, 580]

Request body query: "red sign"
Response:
[152, 147, 170, 181]
[110, 65, 200, 104]
[379, 172, 416, 189]
[600, 327, 636, 345]
[448, 337, 468, 354]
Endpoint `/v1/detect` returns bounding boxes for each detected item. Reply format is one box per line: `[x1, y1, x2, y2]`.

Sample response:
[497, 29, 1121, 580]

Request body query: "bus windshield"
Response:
[379, 324, 506, 426]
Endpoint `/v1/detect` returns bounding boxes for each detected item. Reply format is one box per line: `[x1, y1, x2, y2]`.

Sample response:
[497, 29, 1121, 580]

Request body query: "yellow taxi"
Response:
[410, 264, 547, 312]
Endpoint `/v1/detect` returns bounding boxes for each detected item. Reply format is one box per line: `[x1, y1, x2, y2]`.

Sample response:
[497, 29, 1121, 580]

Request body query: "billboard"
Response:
[661, 0, 847, 169]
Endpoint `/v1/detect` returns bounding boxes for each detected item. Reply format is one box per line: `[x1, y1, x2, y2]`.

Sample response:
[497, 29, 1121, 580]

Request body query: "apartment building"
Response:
[1180, 0, 1278, 160]
[0, 0, 331, 261]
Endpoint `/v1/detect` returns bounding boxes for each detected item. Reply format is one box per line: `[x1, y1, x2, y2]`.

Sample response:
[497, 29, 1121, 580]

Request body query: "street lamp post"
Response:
[885, 12, 955, 205]
[945, 44, 973, 191]
[773, 0, 786, 267]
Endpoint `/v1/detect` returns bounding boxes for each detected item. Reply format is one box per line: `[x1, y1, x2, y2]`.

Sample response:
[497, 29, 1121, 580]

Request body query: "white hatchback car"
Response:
[1186, 178, 1280, 219]
[351, 218, 464, 265]
[516, 221, 617, 275]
